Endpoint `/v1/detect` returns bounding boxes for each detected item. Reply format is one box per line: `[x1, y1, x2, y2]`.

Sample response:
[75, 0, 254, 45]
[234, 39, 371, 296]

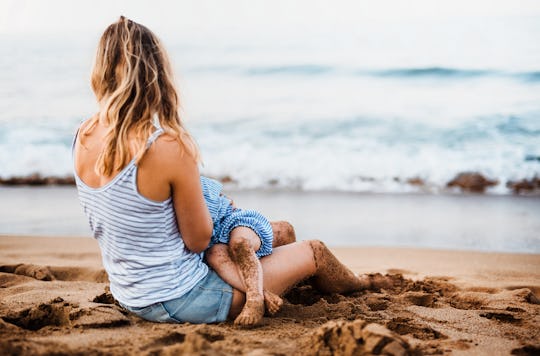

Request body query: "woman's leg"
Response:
[264, 240, 367, 295]
[226, 239, 371, 319]
[308, 240, 369, 293]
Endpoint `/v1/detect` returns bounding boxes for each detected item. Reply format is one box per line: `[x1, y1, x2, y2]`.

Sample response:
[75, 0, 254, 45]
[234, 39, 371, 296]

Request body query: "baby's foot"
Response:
[234, 294, 264, 327]
[263, 290, 283, 315]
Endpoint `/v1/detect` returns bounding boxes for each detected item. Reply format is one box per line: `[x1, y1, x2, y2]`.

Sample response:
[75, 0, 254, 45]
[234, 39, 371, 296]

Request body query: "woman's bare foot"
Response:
[309, 240, 365, 294]
[234, 293, 265, 327]
[357, 274, 373, 289]
[366, 273, 399, 291]
[263, 289, 283, 315]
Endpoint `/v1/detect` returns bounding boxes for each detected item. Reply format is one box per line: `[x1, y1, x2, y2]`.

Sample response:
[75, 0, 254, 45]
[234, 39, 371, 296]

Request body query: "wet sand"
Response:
[1, 235, 539, 355]
[1, 186, 539, 253]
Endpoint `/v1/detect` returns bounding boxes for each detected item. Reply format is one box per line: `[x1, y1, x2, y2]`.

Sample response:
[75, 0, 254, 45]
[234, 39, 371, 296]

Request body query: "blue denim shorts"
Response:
[121, 270, 233, 324]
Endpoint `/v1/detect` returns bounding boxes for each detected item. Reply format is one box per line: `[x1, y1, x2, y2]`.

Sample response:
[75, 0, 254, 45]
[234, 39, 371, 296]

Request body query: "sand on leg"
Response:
[308, 240, 371, 293]
[270, 221, 297, 247]
[206, 226, 278, 326]
[206, 220, 295, 316]
[229, 227, 266, 326]
[227, 240, 371, 319]
[206, 244, 283, 317]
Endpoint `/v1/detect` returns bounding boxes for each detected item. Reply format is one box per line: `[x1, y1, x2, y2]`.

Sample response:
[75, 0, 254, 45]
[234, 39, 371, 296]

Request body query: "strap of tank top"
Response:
[71, 118, 90, 155]
[71, 127, 80, 154]
[146, 113, 164, 148]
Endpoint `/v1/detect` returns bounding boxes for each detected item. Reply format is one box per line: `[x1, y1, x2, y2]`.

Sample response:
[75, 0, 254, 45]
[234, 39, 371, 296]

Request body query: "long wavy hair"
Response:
[84, 16, 199, 176]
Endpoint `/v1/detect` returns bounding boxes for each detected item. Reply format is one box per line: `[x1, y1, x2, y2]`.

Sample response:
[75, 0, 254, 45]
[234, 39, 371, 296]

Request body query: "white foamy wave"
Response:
[0, 118, 77, 178]
[193, 115, 539, 194]
[1, 112, 539, 193]
[1, 17, 539, 192]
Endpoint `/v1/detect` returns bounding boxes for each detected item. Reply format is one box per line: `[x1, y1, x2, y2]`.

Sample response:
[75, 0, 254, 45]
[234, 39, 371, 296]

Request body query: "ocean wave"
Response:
[496, 116, 540, 136]
[370, 67, 493, 78]
[520, 71, 540, 82]
[1, 115, 538, 195]
[245, 64, 333, 75]
[190, 64, 540, 82]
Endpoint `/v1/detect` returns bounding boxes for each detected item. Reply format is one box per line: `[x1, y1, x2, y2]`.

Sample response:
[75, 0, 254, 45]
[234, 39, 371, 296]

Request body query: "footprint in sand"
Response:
[401, 291, 436, 307]
[479, 312, 521, 323]
[2, 296, 129, 331]
[507, 288, 540, 305]
[143, 327, 225, 355]
[0, 264, 55, 281]
[308, 319, 412, 356]
[0, 264, 108, 283]
[0, 272, 34, 288]
[365, 295, 390, 311]
[386, 317, 447, 341]
[511, 345, 540, 356]
[2, 297, 72, 330]
[92, 289, 116, 305]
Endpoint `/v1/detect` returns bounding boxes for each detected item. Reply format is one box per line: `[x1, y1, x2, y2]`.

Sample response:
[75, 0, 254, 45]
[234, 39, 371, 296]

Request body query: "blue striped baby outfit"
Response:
[73, 122, 209, 308]
[200, 176, 273, 258]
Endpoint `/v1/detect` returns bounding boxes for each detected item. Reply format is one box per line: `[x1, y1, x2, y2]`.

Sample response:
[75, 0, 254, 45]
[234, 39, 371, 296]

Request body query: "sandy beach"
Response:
[1, 235, 538, 355]
[2, 1, 539, 354]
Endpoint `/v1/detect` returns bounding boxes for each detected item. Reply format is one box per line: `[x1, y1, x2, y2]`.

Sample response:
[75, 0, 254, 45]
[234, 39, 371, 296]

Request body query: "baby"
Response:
[200, 176, 294, 326]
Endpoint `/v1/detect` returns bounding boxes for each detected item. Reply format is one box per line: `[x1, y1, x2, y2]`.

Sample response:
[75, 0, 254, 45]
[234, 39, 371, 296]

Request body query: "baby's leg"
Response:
[271, 221, 296, 247]
[206, 226, 278, 326]
[229, 227, 267, 326]
[206, 243, 282, 316]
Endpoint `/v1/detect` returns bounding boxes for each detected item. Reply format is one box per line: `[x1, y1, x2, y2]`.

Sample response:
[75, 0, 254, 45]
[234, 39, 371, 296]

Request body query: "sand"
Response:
[1, 236, 539, 355]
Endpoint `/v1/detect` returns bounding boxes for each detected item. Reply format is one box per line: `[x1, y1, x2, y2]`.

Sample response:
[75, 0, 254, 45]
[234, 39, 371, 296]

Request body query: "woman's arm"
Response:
[153, 136, 213, 253]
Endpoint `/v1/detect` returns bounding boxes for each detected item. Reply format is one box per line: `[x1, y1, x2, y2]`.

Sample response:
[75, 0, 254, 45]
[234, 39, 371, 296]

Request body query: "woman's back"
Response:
[74, 118, 172, 201]
[73, 118, 209, 308]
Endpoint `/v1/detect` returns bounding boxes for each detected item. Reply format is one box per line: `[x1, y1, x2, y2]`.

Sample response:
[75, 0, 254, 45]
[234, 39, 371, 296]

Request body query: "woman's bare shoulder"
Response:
[151, 133, 184, 155]
[78, 115, 99, 137]
[145, 133, 198, 171]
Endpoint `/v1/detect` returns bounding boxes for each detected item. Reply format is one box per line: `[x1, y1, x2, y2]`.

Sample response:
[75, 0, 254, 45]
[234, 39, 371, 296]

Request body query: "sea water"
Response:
[1, 16, 539, 194]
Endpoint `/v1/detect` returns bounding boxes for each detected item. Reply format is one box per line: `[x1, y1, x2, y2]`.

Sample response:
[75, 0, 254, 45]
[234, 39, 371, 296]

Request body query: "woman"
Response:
[73, 16, 375, 326]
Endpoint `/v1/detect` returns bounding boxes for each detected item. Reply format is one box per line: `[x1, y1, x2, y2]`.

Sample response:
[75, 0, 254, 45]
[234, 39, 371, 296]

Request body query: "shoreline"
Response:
[1, 172, 539, 195]
[2, 186, 539, 253]
[0, 235, 538, 355]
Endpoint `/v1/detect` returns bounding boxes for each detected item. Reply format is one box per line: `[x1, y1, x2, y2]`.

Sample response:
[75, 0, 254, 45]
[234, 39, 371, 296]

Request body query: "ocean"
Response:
[1, 16, 539, 194]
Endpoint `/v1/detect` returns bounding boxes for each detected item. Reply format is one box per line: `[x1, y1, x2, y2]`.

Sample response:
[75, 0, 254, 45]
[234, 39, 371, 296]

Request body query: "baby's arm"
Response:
[200, 176, 225, 222]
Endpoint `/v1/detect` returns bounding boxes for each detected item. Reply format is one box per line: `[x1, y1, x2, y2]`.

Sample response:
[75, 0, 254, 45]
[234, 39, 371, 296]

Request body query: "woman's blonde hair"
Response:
[85, 16, 198, 176]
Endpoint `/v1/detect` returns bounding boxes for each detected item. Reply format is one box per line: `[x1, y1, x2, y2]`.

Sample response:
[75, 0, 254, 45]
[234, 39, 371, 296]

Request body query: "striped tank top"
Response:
[73, 119, 209, 308]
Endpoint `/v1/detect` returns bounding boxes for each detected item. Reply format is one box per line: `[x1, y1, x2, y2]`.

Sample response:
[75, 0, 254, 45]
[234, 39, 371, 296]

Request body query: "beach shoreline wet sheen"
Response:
[1, 186, 539, 253]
